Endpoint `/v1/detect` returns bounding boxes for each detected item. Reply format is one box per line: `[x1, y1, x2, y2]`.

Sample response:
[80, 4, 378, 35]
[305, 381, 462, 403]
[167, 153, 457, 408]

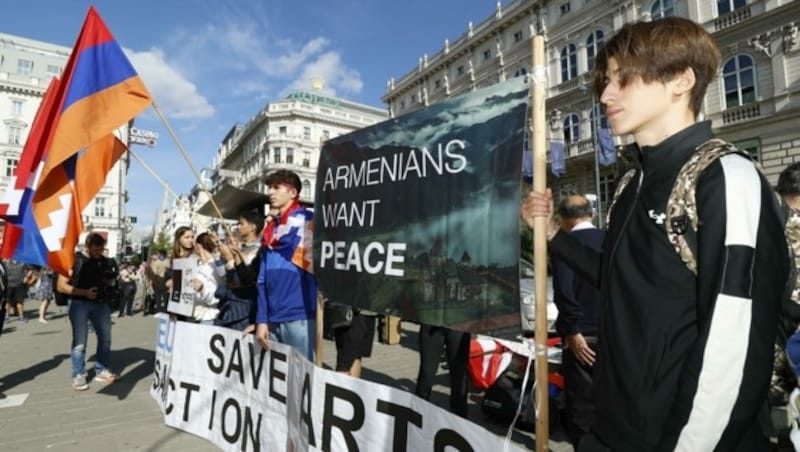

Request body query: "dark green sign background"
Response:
[314, 79, 528, 337]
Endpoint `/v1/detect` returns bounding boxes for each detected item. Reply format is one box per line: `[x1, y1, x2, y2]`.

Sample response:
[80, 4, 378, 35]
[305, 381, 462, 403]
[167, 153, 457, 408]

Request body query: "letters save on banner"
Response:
[150, 315, 524, 452]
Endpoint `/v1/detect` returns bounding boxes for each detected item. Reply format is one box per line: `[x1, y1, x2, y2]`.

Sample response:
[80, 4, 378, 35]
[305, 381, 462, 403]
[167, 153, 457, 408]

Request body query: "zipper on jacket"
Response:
[607, 170, 644, 267]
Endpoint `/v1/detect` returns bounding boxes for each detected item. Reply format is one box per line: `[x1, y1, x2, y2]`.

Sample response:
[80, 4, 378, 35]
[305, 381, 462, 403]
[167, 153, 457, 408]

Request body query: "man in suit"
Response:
[551, 194, 605, 447]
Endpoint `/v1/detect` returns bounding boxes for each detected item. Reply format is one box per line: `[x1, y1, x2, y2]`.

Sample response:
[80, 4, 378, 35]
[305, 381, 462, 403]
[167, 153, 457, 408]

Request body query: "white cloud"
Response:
[126, 47, 215, 119]
[286, 51, 364, 97]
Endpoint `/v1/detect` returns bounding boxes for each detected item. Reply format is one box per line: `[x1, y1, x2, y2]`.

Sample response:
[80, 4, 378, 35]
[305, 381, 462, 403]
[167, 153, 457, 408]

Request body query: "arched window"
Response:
[590, 103, 608, 134]
[563, 113, 581, 144]
[302, 179, 311, 198]
[586, 30, 604, 70]
[650, 0, 675, 19]
[561, 44, 578, 82]
[723, 54, 756, 108]
[718, 0, 746, 15]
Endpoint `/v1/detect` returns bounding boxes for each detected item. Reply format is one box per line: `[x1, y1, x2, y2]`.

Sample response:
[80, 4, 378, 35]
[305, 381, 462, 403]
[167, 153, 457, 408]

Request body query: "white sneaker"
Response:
[94, 369, 118, 383]
[72, 374, 89, 391]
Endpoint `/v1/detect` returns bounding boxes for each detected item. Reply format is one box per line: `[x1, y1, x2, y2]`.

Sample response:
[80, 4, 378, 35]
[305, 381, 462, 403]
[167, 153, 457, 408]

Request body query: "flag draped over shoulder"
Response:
[0, 6, 152, 275]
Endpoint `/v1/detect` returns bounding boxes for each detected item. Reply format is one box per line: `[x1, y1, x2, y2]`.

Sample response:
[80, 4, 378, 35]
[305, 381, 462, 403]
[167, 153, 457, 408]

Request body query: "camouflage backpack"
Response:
[606, 138, 754, 274]
[608, 138, 800, 409]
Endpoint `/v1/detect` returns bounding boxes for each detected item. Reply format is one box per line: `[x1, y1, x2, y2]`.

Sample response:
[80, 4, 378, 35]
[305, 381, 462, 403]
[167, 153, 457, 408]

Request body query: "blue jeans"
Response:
[69, 299, 112, 378]
[269, 318, 315, 361]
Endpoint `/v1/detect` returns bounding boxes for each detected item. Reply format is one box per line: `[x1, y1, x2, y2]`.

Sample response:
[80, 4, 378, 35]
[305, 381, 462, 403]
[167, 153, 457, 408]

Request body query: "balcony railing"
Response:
[713, 6, 751, 31]
[551, 72, 590, 97]
[566, 138, 595, 158]
[721, 102, 761, 125]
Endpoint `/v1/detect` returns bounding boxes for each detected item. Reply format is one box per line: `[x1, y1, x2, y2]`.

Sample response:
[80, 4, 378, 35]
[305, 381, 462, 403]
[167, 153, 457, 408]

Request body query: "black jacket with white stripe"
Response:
[549, 121, 790, 452]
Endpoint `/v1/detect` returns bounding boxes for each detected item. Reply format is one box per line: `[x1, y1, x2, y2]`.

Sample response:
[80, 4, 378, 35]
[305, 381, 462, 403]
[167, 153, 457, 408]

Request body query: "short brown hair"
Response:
[195, 232, 216, 253]
[592, 17, 721, 116]
[85, 232, 106, 248]
[263, 169, 301, 195]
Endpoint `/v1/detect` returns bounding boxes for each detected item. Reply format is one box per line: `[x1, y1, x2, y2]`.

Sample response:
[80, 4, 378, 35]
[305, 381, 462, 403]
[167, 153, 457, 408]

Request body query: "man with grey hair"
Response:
[552, 194, 605, 447]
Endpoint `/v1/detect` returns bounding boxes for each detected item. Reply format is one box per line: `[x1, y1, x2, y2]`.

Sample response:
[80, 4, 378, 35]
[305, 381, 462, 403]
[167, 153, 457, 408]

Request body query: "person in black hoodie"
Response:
[522, 17, 790, 452]
[552, 194, 605, 447]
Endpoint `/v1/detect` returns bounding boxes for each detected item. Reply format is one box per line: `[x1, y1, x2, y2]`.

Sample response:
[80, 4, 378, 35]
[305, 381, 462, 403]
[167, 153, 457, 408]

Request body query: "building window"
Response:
[8, 126, 22, 145]
[303, 127, 311, 141]
[322, 130, 330, 140]
[560, 1, 571, 15]
[586, 30, 605, 70]
[302, 180, 311, 198]
[560, 44, 578, 82]
[6, 159, 18, 177]
[279, 126, 287, 136]
[590, 103, 608, 134]
[599, 172, 617, 207]
[483, 49, 491, 61]
[303, 151, 311, 168]
[563, 113, 581, 144]
[557, 178, 578, 198]
[514, 67, 528, 78]
[10, 100, 23, 116]
[400, 100, 406, 110]
[273, 147, 282, 163]
[734, 138, 761, 162]
[457, 65, 464, 76]
[435, 79, 441, 90]
[514, 30, 524, 43]
[46, 64, 61, 79]
[16, 59, 33, 76]
[94, 197, 106, 217]
[718, 0, 746, 15]
[650, 0, 675, 19]
[286, 148, 294, 164]
[411, 94, 417, 103]
[723, 54, 756, 108]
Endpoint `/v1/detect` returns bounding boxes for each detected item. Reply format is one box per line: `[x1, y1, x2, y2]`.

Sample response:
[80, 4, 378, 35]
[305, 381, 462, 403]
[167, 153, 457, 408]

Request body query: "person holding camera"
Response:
[57, 232, 119, 391]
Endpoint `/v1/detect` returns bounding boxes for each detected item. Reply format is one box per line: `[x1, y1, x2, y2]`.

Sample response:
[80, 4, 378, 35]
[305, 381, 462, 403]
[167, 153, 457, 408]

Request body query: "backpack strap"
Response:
[782, 204, 800, 304]
[665, 138, 752, 275]
[605, 168, 637, 228]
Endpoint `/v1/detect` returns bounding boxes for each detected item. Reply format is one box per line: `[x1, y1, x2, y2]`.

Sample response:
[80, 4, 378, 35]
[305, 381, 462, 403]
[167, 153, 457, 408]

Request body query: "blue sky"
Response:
[1, 0, 499, 235]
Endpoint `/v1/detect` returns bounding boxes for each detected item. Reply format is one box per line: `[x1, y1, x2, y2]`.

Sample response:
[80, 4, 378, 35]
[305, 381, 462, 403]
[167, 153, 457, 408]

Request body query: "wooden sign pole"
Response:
[531, 34, 549, 452]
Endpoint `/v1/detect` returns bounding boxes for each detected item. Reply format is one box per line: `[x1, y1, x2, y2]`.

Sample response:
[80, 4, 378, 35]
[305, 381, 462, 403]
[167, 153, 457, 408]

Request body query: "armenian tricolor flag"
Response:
[0, 6, 152, 275]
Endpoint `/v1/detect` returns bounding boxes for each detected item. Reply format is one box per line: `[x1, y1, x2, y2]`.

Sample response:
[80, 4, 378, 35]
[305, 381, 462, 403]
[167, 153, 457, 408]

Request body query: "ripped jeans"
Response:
[68, 299, 112, 378]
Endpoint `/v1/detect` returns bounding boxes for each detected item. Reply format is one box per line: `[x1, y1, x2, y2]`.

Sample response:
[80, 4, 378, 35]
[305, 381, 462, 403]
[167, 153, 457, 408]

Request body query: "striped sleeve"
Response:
[671, 154, 782, 451]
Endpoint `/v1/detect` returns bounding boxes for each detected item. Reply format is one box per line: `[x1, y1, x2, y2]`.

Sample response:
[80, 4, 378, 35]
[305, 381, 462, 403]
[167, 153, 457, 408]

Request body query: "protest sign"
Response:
[167, 257, 197, 317]
[313, 78, 529, 337]
[151, 315, 524, 452]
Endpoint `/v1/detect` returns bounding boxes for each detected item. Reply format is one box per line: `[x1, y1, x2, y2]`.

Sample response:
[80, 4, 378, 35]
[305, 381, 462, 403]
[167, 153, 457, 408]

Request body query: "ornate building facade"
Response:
[382, 0, 800, 217]
[210, 86, 387, 205]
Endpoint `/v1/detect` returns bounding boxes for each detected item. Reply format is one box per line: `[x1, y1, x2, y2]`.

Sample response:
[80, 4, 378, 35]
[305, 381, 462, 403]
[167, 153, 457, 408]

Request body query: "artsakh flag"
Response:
[0, 78, 62, 265]
[28, 6, 152, 275]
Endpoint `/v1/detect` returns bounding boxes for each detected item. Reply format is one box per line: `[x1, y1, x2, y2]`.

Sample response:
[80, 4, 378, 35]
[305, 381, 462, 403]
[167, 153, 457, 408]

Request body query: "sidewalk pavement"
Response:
[0, 307, 572, 451]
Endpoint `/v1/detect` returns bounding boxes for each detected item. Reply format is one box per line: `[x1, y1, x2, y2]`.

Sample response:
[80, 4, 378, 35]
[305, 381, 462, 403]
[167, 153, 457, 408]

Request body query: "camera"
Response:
[97, 258, 121, 302]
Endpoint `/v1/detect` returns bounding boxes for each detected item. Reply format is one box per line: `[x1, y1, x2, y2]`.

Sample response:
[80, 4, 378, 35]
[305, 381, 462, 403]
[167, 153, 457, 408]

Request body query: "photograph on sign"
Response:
[167, 257, 197, 317]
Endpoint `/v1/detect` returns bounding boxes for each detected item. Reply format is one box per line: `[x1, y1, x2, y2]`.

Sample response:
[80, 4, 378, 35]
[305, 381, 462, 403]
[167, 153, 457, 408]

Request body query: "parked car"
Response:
[519, 258, 556, 334]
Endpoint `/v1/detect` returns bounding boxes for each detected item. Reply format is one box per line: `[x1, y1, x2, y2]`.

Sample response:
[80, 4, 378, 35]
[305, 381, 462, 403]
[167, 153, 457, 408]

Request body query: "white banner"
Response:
[150, 315, 524, 452]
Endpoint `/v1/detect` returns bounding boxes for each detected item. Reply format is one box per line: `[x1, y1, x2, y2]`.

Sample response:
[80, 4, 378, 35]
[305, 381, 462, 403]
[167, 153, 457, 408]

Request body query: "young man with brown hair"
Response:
[523, 17, 789, 451]
[254, 169, 316, 360]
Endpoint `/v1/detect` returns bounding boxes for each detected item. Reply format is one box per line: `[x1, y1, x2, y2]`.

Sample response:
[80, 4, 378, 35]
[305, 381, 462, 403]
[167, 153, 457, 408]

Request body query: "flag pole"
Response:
[151, 102, 229, 228]
[128, 149, 180, 200]
[316, 292, 324, 367]
[531, 34, 549, 452]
